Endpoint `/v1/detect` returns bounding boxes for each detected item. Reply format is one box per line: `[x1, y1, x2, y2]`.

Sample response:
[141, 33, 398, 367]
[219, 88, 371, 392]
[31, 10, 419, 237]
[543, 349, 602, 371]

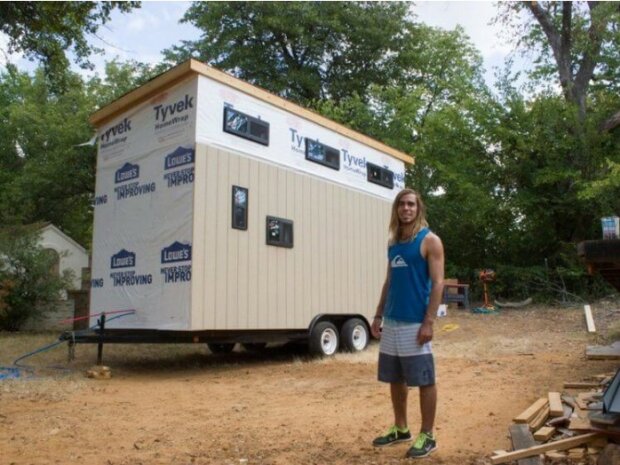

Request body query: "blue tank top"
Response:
[383, 228, 431, 323]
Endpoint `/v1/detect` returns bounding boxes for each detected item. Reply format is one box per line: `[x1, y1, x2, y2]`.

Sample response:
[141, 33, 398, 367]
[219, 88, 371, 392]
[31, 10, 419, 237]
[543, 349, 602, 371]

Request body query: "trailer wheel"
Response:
[207, 343, 235, 354]
[340, 318, 369, 352]
[309, 322, 339, 356]
[241, 343, 267, 352]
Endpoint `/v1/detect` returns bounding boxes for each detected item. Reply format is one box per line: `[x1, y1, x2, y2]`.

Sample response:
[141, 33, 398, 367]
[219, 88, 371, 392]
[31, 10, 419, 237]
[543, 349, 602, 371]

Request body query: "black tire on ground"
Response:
[241, 342, 267, 352]
[340, 318, 369, 352]
[308, 321, 339, 357]
[207, 342, 235, 354]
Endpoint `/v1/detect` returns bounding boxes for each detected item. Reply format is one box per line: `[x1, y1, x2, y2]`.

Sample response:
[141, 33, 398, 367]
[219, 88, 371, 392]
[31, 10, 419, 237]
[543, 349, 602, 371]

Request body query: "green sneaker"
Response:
[405, 432, 437, 458]
[372, 425, 412, 447]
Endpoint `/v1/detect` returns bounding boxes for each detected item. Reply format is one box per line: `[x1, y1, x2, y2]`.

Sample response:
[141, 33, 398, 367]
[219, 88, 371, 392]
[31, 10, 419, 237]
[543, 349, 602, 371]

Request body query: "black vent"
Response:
[367, 162, 394, 189]
[304, 139, 340, 170]
[223, 107, 269, 146]
[266, 216, 294, 248]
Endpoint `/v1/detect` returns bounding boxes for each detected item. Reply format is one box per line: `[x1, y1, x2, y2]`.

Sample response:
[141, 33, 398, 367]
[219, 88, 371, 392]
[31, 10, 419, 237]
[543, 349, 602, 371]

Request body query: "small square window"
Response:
[232, 186, 248, 230]
[305, 139, 340, 170]
[366, 162, 394, 189]
[266, 216, 294, 248]
[223, 107, 270, 146]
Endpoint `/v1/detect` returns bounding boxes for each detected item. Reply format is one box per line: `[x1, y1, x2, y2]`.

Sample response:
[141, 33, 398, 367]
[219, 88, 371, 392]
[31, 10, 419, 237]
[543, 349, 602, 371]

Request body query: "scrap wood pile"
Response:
[490, 372, 620, 465]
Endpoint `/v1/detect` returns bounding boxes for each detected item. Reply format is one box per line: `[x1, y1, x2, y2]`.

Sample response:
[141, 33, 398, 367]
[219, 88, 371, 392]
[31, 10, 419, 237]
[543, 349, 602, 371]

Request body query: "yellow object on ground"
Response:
[441, 323, 459, 332]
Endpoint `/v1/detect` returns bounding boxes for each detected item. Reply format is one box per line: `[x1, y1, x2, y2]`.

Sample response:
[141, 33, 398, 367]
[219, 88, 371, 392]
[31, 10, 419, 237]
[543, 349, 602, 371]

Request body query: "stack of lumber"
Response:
[490, 372, 619, 465]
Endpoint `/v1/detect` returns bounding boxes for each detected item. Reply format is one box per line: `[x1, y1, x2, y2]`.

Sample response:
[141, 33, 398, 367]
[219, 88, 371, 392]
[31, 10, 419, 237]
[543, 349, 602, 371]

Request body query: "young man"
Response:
[371, 188, 445, 459]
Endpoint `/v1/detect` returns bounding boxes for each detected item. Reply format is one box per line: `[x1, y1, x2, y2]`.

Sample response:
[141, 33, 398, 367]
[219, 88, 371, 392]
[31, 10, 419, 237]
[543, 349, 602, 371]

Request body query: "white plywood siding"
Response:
[191, 144, 390, 330]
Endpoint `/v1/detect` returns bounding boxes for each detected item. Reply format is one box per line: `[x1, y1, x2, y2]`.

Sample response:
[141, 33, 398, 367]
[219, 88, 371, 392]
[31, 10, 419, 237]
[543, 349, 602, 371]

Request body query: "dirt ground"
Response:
[1, 301, 619, 465]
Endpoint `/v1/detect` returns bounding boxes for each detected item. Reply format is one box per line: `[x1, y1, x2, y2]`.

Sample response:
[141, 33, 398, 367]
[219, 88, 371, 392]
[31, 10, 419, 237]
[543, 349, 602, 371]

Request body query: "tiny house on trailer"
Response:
[79, 59, 413, 356]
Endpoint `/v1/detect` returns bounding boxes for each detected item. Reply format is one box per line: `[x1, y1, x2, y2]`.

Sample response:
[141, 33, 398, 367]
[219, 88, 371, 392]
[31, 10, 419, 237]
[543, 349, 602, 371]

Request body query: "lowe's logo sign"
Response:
[110, 249, 136, 269]
[115, 163, 140, 184]
[160, 241, 192, 284]
[109, 249, 153, 287]
[164, 146, 194, 170]
[164, 146, 195, 188]
[161, 241, 192, 264]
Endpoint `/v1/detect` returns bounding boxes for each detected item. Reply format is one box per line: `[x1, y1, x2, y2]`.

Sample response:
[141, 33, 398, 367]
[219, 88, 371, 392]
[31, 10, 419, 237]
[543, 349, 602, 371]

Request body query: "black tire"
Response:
[309, 321, 339, 357]
[207, 342, 235, 354]
[340, 318, 369, 352]
[241, 342, 267, 352]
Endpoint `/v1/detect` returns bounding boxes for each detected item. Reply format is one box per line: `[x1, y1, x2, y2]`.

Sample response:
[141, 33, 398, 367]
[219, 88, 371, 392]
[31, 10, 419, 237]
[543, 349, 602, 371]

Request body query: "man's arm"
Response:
[371, 263, 390, 339]
[418, 233, 445, 344]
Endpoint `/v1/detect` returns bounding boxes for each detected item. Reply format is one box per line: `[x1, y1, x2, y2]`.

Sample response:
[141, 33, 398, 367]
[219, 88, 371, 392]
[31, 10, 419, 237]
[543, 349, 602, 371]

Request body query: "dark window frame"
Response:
[266, 216, 294, 248]
[366, 162, 394, 189]
[231, 185, 248, 230]
[223, 106, 270, 146]
[304, 138, 340, 171]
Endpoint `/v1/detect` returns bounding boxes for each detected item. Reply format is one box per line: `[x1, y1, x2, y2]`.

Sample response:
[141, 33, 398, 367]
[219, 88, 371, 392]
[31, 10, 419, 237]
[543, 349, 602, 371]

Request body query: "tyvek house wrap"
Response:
[89, 63, 409, 332]
[90, 78, 197, 330]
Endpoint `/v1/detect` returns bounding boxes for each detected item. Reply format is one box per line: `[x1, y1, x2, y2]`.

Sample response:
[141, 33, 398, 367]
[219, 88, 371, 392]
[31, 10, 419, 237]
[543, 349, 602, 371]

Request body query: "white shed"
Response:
[38, 223, 88, 290]
[87, 60, 413, 355]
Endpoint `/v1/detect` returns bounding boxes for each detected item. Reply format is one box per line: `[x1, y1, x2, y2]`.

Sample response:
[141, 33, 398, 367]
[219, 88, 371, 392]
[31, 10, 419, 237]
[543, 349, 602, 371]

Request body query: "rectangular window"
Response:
[304, 138, 340, 170]
[232, 186, 248, 230]
[366, 162, 394, 189]
[223, 107, 270, 146]
[266, 216, 294, 248]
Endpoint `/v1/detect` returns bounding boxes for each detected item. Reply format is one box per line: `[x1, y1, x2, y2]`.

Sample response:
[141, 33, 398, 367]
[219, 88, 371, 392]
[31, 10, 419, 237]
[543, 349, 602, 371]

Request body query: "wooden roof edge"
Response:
[89, 60, 195, 127]
[90, 59, 414, 165]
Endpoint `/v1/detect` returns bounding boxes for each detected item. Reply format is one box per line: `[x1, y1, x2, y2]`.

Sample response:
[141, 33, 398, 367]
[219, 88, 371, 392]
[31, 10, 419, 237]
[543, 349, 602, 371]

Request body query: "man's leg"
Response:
[419, 384, 437, 433]
[391, 382, 409, 429]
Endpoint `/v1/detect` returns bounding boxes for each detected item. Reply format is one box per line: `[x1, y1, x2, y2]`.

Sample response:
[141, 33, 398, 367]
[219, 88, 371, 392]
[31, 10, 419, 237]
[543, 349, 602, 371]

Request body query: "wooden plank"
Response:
[490, 433, 601, 465]
[529, 406, 550, 431]
[562, 395, 577, 410]
[548, 416, 570, 427]
[548, 392, 564, 417]
[569, 407, 592, 431]
[509, 424, 543, 465]
[588, 412, 620, 426]
[586, 344, 620, 360]
[514, 398, 549, 424]
[565, 381, 602, 389]
[577, 391, 603, 410]
[533, 426, 556, 441]
[584, 304, 596, 332]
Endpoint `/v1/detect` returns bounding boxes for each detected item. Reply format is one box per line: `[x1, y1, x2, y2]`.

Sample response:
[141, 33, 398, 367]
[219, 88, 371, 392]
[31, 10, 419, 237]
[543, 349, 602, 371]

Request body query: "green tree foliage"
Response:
[87, 59, 159, 108]
[164, 1, 409, 105]
[0, 1, 139, 90]
[0, 225, 73, 331]
[0, 67, 96, 245]
[496, 1, 620, 122]
[493, 2, 620, 248]
[0, 61, 156, 248]
[318, 24, 510, 275]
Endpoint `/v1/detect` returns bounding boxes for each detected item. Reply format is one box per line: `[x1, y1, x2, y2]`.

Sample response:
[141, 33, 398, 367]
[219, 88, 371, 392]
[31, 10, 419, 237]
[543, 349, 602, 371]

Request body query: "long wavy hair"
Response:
[388, 189, 428, 245]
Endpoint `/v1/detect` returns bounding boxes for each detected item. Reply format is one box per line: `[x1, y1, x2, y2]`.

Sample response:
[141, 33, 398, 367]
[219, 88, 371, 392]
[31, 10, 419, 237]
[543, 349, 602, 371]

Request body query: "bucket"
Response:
[601, 216, 620, 239]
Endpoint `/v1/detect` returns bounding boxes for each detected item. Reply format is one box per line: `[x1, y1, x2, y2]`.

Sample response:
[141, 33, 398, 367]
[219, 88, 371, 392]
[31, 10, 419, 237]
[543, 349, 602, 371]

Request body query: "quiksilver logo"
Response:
[391, 255, 408, 268]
